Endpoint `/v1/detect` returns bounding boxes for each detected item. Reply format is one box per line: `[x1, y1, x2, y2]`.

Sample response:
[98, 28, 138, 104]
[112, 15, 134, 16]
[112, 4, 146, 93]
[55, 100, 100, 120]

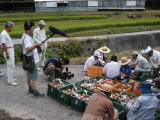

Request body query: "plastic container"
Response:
[87, 66, 104, 77]
[58, 84, 81, 106]
[155, 112, 160, 120]
[47, 80, 69, 100]
[70, 90, 93, 112]
[113, 83, 134, 93]
[139, 73, 152, 82]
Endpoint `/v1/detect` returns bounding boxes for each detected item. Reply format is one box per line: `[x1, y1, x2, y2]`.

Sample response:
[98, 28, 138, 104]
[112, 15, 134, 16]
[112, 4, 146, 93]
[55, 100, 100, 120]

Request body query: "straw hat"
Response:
[97, 84, 113, 93]
[119, 57, 131, 65]
[98, 46, 110, 54]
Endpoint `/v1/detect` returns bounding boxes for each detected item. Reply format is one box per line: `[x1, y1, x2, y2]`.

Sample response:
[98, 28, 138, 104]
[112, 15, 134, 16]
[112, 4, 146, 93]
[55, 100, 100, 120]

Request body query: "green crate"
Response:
[139, 73, 152, 82]
[47, 80, 69, 100]
[84, 101, 88, 112]
[70, 90, 93, 112]
[58, 84, 81, 106]
[156, 112, 160, 120]
[90, 76, 106, 83]
[75, 79, 96, 92]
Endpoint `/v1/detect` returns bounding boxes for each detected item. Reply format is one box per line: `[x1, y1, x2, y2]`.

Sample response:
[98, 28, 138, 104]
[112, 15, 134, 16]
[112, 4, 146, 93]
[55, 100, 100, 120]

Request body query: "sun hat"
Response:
[93, 51, 101, 58]
[141, 46, 152, 55]
[119, 57, 131, 65]
[97, 84, 113, 93]
[137, 82, 153, 94]
[98, 46, 111, 54]
[39, 20, 46, 25]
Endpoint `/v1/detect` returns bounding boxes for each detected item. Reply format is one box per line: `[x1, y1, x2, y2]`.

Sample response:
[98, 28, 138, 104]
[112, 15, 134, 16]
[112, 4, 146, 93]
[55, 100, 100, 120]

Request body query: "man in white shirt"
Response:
[142, 46, 160, 78]
[0, 21, 18, 86]
[33, 20, 47, 69]
[84, 51, 105, 72]
[22, 21, 44, 97]
[131, 51, 150, 73]
[103, 55, 120, 78]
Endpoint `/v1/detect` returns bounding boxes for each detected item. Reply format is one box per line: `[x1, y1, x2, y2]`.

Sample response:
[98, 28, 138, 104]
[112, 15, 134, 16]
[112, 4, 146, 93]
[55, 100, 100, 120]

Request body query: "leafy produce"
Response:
[117, 94, 135, 106]
[63, 89, 75, 94]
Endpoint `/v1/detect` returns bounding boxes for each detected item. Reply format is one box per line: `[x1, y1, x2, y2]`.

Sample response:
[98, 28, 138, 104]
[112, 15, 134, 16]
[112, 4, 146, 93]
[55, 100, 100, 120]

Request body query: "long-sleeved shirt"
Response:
[127, 94, 159, 120]
[149, 50, 160, 68]
[135, 55, 150, 72]
[84, 56, 105, 71]
[120, 65, 132, 78]
[33, 27, 47, 47]
[103, 61, 121, 78]
[82, 92, 115, 120]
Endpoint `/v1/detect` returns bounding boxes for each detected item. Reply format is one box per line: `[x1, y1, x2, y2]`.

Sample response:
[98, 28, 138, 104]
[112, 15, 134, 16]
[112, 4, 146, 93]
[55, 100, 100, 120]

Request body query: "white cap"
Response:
[39, 20, 46, 25]
[93, 51, 101, 58]
[141, 46, 152, 55]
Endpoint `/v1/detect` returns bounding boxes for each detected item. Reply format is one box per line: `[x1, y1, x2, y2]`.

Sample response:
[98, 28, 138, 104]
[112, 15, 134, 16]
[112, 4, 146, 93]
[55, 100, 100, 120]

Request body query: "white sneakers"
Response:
[10, 82, 18, 86]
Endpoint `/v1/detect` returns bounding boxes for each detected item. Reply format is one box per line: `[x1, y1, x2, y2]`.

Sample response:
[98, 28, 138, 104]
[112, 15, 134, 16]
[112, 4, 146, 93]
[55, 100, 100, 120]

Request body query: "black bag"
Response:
[22, 34, 35, 72]
[22, 54, 35, 72]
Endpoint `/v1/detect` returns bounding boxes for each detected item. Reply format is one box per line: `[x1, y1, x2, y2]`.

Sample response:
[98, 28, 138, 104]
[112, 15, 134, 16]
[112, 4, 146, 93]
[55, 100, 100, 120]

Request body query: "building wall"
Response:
[0, 0, 35, 12]
[35, 0, 146, 12]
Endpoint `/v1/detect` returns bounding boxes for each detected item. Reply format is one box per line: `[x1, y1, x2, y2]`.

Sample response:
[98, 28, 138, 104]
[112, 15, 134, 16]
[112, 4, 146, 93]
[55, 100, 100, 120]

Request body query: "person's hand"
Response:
[6, 52, 9, 59]
[36, 42, 43, 47]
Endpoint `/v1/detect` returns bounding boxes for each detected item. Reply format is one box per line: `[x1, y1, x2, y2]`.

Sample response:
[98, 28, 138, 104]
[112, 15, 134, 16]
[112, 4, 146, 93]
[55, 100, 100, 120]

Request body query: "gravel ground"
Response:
[0, 64, 84, 120]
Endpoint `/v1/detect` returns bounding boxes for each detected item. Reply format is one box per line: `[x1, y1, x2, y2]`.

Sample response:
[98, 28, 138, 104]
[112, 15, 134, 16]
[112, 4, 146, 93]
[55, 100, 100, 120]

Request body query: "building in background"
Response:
[0, 0, 146, 12]
[35, 0, 147, 12]
[0, 0, 35, 12]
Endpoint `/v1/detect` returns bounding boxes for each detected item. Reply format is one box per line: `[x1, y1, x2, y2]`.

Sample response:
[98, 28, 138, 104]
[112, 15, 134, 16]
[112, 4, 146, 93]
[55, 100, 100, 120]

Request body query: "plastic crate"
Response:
[156, 112, 160, 120]
[84, 101, 88, 112]
[87, 66, 104, 77]
[47, 80, 69, 100]
[70, 90, 93, 112]
[139, 73, 152, 82]
[58, 84, 81, 106]
[90, 76, 106, 83]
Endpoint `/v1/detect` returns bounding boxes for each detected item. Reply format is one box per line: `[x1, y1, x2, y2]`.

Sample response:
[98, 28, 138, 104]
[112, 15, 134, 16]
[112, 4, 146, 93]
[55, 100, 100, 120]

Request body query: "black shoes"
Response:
[32, 90, 45, 98]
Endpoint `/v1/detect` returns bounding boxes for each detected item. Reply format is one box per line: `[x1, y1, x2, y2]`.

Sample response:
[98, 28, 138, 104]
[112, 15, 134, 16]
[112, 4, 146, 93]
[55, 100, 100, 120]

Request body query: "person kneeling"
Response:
[43, 57, 69, 81]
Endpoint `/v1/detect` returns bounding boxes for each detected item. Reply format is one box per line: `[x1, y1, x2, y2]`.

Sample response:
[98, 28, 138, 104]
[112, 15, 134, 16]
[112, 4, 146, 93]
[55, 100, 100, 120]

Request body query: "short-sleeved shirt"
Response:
[22, 33, 39, 64]
[120, 65, 132, 76]
[0, 30, 13, 47]
[43, 57, 62, 70]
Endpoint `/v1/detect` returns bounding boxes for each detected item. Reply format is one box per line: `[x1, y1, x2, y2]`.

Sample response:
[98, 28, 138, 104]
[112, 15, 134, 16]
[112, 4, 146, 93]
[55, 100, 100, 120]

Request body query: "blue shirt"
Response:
[127, 94, 159, 120]
[43, 57, 61, 70]
[120, 65, 132, 77]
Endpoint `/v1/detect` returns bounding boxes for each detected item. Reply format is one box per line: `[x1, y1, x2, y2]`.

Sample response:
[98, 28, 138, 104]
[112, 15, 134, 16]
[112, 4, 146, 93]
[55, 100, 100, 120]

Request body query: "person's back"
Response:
[127, 94, 158, 120]
[104, 61, 120, 78]
[83, 93, 114, 120]
[43, 57, 61, 70]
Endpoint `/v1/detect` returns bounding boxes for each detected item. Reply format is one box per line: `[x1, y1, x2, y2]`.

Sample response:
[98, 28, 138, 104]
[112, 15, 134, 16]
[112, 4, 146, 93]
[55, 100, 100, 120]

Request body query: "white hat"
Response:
[39, 20, 46, 25]
[98, 46, 110, 54]
[141, 46, 152, 55]
[93, 51, 101, 58]
[119, 57, 131, 65]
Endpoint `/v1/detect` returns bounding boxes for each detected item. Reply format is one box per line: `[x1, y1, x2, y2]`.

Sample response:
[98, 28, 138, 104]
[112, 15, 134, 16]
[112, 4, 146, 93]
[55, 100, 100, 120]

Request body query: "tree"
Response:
[146, 0, 160, 9]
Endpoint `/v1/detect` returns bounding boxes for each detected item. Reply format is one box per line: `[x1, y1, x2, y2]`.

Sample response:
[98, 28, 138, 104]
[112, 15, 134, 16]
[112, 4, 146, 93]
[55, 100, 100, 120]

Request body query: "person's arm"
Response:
[1, 34, 9, 59]
[107, 101, 116, 120]
[25, 43, 42, 52]
[2, 43, 9, 59]
[84, 58, 90, 72]
[127, 97, 141, 112]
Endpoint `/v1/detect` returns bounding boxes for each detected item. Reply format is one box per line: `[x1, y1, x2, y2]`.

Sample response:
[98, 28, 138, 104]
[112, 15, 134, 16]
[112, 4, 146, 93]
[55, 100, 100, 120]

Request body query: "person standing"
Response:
[22, 21, 44, 97]
[33, 20, 47, 70]
[0, 21, 18, 86]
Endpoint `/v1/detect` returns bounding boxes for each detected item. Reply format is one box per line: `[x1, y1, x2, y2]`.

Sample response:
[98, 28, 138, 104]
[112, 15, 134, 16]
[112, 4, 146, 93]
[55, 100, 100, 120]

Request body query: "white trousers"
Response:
[39, 44, 47, 67]
[4, 48, 15, 84]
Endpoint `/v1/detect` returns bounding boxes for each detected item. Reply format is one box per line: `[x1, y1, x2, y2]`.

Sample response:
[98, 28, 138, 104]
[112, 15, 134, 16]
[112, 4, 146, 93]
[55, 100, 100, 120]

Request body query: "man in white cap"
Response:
[33, 20, 47, 70]
[84, 51, 105, 72]
[0, 21, 18, 86]
[141, 46, 160, 78]
[131, 51, 150, 73]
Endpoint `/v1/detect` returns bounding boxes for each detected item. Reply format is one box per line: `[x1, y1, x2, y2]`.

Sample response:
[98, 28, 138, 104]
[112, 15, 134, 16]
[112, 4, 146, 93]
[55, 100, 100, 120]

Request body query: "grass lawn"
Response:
[0, 10, 160, 38]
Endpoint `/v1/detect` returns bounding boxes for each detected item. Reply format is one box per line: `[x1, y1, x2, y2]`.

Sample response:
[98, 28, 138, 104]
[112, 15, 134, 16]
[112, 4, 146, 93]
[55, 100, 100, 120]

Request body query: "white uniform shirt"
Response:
[149, 50, 160, 68]
[84, 56, 105, 71]
[22, 33, 39, 64]
[33, 27, 46, 43]
[103, 61, 121, 78]
[0, 30, 13, 47]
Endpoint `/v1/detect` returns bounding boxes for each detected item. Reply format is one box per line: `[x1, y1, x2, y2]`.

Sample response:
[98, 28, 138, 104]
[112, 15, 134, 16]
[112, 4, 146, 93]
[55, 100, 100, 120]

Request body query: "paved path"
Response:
[14, 30, 160, 45]
[0, 64, 85, 120]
